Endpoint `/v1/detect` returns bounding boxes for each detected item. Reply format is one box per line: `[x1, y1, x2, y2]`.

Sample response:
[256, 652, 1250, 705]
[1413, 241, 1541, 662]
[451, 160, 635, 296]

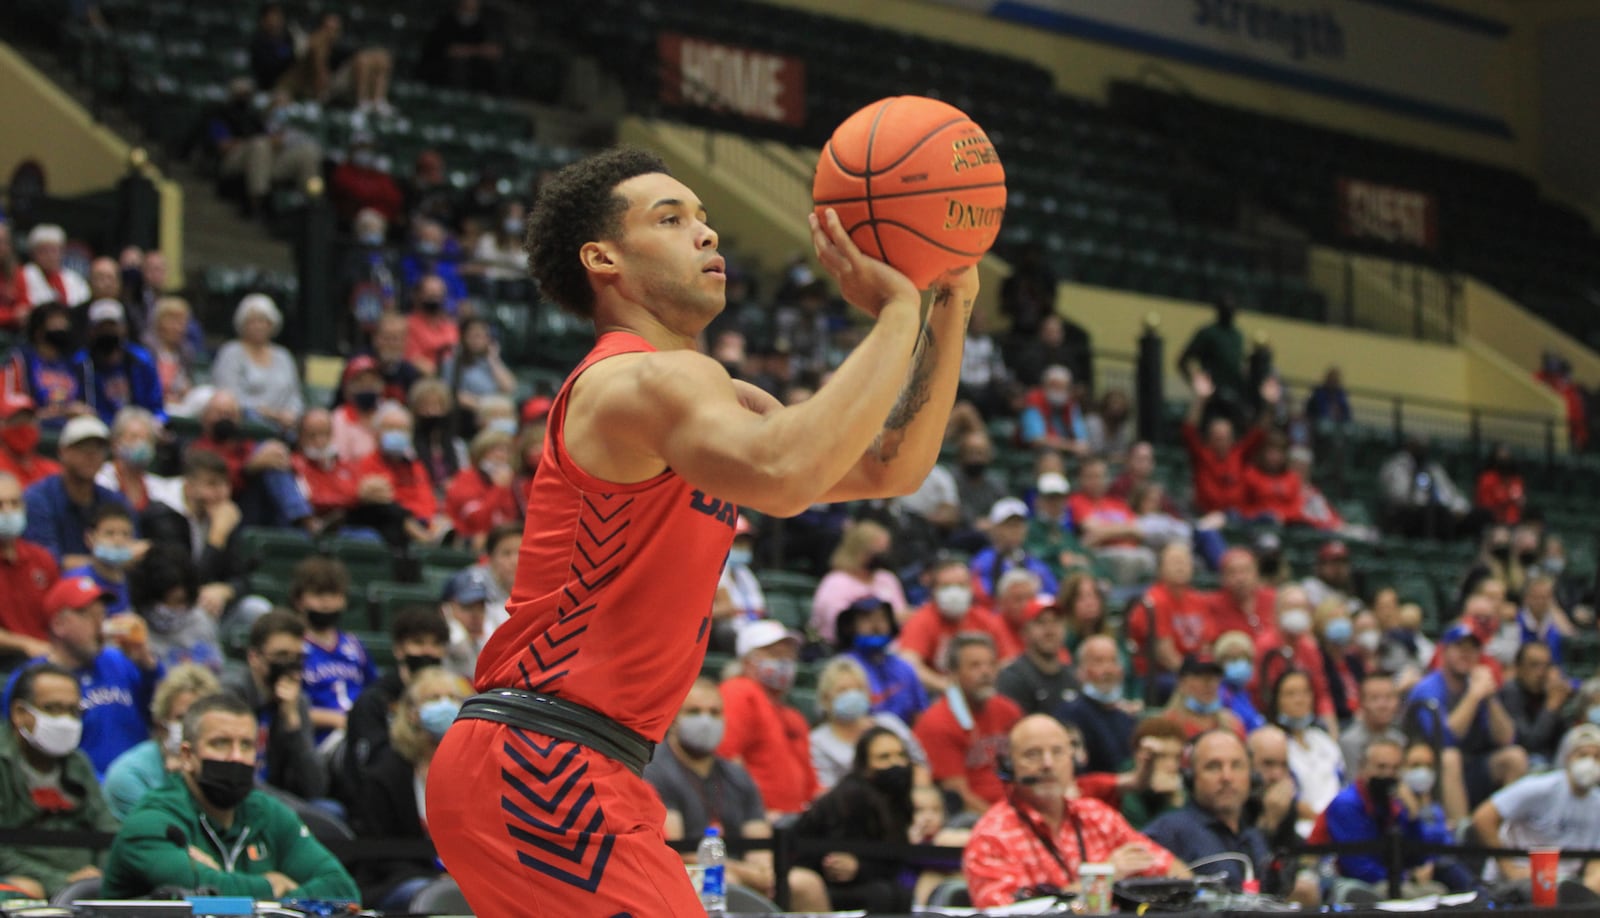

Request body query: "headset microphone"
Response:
[1015, 774, 1049, 786]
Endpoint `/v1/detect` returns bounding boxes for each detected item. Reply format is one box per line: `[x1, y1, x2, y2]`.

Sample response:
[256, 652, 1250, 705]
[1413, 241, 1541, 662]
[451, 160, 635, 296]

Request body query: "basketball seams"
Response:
[863, 98, 893, 263]
[843, 218, 994, 258]
[867, 116, 975, 176]
[825, 139, 867, 179]
[813, 179, 1007, 207]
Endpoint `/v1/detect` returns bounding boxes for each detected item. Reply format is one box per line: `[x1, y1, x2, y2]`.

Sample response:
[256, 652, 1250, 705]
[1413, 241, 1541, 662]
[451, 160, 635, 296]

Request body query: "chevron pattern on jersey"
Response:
[500, 728, 617, 893]
[521, 493, 633, 694]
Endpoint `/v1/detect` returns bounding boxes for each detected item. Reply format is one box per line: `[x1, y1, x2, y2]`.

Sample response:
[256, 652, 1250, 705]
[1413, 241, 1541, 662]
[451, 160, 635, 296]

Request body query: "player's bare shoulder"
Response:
[565, 349, 735, 480]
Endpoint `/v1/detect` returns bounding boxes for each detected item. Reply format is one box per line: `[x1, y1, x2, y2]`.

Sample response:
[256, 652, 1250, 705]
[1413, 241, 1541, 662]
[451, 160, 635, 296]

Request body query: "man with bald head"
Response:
[1056, 634, 1136, 774]
[964, 715, 1186, 908]
[1145, 730, 1272, 893]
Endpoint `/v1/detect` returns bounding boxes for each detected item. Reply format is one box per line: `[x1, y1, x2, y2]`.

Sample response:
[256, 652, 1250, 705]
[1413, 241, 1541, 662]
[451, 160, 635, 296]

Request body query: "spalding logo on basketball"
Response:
[813, 96, 1007, 290]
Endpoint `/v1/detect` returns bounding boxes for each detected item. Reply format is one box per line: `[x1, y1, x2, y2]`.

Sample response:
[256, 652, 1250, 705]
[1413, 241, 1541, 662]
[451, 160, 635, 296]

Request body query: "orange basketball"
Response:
[813, 96, 1006, 290]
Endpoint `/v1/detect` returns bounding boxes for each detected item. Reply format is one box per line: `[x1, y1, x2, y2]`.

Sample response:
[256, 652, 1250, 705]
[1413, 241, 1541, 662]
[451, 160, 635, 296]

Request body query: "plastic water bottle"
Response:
[697, 825, 726, 915]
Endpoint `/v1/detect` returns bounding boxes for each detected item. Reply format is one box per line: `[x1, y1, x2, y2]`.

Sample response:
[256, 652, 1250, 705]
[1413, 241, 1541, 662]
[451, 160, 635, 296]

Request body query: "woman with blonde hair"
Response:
[144, 296, 201, 416]
[354, 666, 470, 907]
[810, 656, 926, 791]
[810, 521, 907, 643]
[102, 664, 222, 818]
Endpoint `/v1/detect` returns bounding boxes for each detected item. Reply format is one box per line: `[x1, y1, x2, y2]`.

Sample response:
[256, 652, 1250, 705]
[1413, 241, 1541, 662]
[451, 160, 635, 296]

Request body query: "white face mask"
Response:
[934, 585, 972, 619]
[21, 705, 83, 759]
[1279, 608, 1312, 636]
[163, 721, 184, 757]
[1402, 766, 1435, 795]
[1570, 756, 1600, 791]
[1355, 630, 1381, 652]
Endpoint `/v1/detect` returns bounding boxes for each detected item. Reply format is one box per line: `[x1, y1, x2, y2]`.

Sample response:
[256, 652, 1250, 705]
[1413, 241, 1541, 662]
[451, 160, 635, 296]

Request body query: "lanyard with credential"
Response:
[1009, 798, 1087, 883]
[199, 815, 252, 875]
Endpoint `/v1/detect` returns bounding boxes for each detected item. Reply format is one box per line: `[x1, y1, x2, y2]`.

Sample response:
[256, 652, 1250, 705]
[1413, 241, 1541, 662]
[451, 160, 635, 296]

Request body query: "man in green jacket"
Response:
[102, 692, 358, 902]
[0, 662, 120, 899]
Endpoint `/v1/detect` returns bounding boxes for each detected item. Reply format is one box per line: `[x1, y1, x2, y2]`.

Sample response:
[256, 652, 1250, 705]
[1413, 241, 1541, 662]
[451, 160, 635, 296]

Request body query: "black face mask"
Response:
[196, 758, 255, 810]
[961, 462, 989, 478]
[864, 553, 891, 572]
[1519, 550, 1539, 565]
[419, 299, 443, 314]
[92, 333, 122, 356]
[352, 391, 380, 413]
[1367, 775, 1397, 800]
[305, 610, 342, 631]
[402, 654, 443, 675]
[43, 329, 75, 353]
[868, 764, 913, 800]
[1491, 544, 1511, 560]
[416, 415, 445, 434]
[266, 659, 302, 688]
[209, 419, 239, 443]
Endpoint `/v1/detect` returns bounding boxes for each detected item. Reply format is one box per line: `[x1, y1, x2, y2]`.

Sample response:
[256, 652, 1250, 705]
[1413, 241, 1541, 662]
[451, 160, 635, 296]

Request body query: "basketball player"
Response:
[427, 148, 979, 915]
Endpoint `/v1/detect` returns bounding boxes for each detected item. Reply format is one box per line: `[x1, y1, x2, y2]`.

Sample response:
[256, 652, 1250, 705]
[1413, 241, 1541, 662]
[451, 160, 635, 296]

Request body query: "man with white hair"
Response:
[350, 402, 443, 543]
[210, 294, 303, 430]
[1473, 723, 1600, 893]
[1019, 364, 1088, 454]
[21, 226, 89, 308]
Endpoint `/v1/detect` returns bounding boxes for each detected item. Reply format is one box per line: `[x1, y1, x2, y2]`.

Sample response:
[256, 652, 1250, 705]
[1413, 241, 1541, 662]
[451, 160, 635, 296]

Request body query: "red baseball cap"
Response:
[521, 396, 553, 424]
[1022, 597, 1064, 623]
[342, 355, 380, 382]
[0, 390, 35, 419]
[45, 575, 115, 615]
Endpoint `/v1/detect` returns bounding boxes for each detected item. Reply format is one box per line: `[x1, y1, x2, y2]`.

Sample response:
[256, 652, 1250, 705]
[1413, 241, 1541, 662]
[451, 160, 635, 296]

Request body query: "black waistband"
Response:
[457, 689, 656, 777]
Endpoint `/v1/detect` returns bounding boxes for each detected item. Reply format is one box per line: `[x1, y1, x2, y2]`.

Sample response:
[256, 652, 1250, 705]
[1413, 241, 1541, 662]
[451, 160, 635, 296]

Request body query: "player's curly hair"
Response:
[525, 147, 670, 318]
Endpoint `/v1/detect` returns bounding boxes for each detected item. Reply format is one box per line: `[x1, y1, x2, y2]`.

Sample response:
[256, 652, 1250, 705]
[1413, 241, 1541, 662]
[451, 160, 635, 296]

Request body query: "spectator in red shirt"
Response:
[443, 429, 518, 550]
[0, 471, 59, 661]
[0, 391, 60, 489]
[1255, 584, 1335, 722]
[1180, 373, 1277, 515]
[896, 558, 1011, 694]
[962, 715, 1184, 908]
[1286, 445, 1345, 532]
[912, 632, 1022, 815]
[1070, 456, 1155, 585]
[351, 403, 443, 543]
[329, 132, 405, 224]
[1108, 441, 1178, 515]
[716, 621, 818, 816]
[291, 408, 358, 527]
[403, 275, 459, 375]
[1212, 548, 1279, 654]
[331, 355, 386, 463]
[1127, 543, 1213, 691]
[0, 221, 30, 331]
[188, 390, 309, 529]
[1241, 435, 1303, 524]
[1474, 443, 1526, 527]
[990, 567, 1044, 659]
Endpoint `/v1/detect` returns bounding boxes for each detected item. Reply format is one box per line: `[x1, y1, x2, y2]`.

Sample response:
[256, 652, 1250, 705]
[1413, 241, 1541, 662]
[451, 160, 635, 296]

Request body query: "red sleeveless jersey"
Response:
[475, 332, 737, 742]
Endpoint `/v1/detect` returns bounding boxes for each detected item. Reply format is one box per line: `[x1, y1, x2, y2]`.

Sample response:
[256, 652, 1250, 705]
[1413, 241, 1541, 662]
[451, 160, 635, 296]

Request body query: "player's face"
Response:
[611, 173, 724, 322]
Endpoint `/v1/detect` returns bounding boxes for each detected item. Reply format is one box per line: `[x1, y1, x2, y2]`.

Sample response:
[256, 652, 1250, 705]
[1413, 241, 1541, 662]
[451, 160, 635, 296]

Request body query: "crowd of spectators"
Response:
[0, 201, 1598, 910]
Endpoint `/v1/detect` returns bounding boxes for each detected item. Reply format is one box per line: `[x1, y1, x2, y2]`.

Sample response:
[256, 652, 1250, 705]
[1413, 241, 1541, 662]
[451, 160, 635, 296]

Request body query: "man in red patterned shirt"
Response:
[964, 715, 1187, 907]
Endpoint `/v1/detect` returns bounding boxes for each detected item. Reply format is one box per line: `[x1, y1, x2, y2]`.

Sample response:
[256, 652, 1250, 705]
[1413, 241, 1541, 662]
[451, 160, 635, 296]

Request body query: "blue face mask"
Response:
[117, 442, 154, 470]
[1324, 619, 1353, 644]
[853, 633, 892, 656]
[726, 548, 753, 569]
[94, 543, 134, 567]
[0, 509, 25, 540]
[830, 689, 871, 722]
[1223, 659, 1253, 687]
[1587, 705, 1600, 727]
[1183, 694, 1222, 716]
[488, 418, 518, 436]
[1082, 683, 1122, 705]
[1279, 713, 1316, 732]
[379, 430, 412, 456]
[418, 698, 461, 740]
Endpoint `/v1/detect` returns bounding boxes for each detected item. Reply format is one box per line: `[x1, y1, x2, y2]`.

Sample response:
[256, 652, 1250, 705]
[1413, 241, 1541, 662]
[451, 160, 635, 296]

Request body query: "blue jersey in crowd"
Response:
[303, 631, 378, 741]
[3, 647, 163, 778]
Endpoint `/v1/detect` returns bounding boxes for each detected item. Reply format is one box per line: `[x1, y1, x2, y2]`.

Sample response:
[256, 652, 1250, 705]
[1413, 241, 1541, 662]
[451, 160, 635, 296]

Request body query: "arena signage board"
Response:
[658, 33, 808, 128]
[928, 0, 1513, 136]
[1337, 176, 1438, 249]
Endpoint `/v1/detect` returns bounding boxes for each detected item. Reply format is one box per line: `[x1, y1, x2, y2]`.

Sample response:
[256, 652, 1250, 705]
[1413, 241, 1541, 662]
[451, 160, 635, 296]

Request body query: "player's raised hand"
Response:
[808, 207, 918, 318]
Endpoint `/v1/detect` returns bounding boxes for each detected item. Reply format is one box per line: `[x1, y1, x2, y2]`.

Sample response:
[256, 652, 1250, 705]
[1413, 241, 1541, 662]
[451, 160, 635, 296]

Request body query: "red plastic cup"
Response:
[1530, 847, 1561, 906]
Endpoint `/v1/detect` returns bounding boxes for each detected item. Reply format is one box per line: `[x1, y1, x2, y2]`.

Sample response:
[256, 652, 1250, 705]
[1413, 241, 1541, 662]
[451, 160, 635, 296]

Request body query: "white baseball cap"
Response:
[735, 620, 799, 659]
[59, 415, 111, 448]
[1036, 473, 1070, 496]
[988, 496, 1030, 525]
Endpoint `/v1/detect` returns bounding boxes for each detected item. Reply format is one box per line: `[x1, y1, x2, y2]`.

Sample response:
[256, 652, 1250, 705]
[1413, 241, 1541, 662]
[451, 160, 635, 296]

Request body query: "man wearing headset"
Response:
[1143, 730, 1284, 897]
[963, 714, 1188, 908]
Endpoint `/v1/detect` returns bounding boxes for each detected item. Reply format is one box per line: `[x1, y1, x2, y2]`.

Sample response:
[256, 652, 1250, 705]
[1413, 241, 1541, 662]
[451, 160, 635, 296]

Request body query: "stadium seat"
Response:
[926, 878, 972, 907]
[49, 876, 101, 906]
[366, 581, 441, 632]
[725, 884, 781, 913]
[408, 876, 469, 914]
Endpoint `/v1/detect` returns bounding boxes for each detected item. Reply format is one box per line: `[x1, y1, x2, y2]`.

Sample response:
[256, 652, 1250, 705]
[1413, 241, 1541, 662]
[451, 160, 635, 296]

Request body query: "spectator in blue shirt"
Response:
[398, 219, 468, 309]
[1405, 623, 1525, 806]
[836, 597, 927, 725]
[61, 502, 135, 617]
[1317, 737, 1474, 896]
[1214, 631, 1265, 732]
[74, 299, 165, 426]
[970, 497, 1058, 600]
[291, 557, 377, 745]
[2, 303, 84, 430]
[23, 415, 132, 568]
[1145, 730, 1275, 894]
[3, 575, 163, 778]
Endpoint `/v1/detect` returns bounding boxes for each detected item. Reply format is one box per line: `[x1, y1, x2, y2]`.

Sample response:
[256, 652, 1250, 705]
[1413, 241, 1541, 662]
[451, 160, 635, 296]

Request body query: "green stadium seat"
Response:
[365, 581, 440, 633]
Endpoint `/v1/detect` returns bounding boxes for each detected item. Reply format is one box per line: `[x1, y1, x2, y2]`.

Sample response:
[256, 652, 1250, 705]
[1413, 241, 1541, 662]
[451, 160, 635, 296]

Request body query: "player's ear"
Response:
[580, 240, 620, 276]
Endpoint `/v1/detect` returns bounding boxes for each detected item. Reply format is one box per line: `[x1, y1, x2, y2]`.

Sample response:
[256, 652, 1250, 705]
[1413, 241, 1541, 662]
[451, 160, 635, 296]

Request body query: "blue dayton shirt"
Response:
[845, 648, 929, 725]
[1406, 670, 1490, 749]
[1322, 782, 1453, 883]
[3, 647, 163, 778]
[303, 630, 378, 743]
